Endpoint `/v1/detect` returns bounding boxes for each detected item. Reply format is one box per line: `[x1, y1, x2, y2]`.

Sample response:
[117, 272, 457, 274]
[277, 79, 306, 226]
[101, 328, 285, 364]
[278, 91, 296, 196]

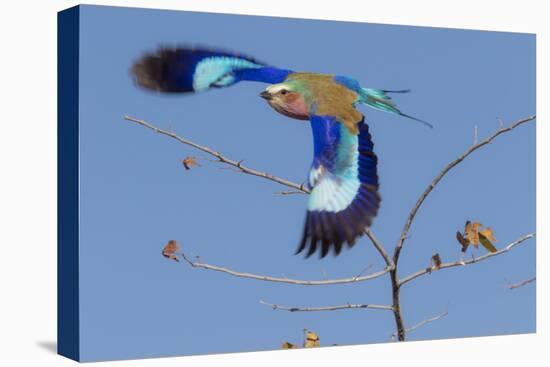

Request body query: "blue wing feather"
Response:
[297, 114, 380, 258]
[131, 47, 292, 93]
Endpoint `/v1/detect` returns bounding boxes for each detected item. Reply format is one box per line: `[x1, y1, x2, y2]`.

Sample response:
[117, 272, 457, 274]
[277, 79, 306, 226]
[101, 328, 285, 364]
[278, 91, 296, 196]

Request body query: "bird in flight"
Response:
[131, 47, 431, 259]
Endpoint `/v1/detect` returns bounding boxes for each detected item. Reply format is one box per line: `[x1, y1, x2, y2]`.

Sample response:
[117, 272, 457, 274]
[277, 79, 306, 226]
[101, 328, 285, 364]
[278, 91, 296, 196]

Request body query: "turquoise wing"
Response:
[296, 114, 381, 258]
[131, 47, 292, 93]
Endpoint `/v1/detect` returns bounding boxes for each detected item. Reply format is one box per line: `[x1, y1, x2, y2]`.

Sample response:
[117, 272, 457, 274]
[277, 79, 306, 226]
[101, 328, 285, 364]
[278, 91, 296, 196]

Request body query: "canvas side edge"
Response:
[57, 5, 81, 362]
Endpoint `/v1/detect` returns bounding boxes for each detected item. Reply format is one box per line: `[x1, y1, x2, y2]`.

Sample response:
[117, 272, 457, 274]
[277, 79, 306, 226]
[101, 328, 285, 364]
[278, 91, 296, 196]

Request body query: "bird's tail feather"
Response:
[359, 88, 433, 129]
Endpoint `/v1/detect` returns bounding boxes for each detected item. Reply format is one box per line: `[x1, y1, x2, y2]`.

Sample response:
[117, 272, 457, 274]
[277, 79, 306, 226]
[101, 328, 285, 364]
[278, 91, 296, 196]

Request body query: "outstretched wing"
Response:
[131, 47, 293, 93]
[296, 114, 381, 258]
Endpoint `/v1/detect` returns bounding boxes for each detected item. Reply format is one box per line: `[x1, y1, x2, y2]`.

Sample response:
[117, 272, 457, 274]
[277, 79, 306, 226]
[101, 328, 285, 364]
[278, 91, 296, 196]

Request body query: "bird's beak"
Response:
[259, 91, 272, 100]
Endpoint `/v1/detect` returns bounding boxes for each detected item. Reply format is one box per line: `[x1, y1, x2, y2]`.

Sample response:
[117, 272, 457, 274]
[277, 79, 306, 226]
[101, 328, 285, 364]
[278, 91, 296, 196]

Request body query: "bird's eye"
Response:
[280, 89, 288, 95]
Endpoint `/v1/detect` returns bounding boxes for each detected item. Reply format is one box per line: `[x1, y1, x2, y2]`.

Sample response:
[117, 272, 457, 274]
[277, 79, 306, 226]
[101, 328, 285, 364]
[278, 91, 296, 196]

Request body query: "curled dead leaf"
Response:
[479, 227, 496, 243]
[281, 341, 297, 349]
[162, 240, 180, 262]
[182, 156, 200, 170]
[457, 221, 498, 254]
[304, 330, 320, 348]
[478, 232, 497, 253]
[456, 231, 469, 253]
[431, 253, 442, 270]
[465, 221, 482, 248]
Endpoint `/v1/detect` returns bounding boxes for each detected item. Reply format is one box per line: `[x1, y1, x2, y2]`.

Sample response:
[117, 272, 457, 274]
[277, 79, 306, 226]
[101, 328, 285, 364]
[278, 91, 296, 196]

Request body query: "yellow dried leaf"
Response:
[478, 232, 497, 253]
[304, 330, 320, 348]
[182, 156, 200, 170]
[465, 221, 482, 248]
[479, 227, 496, 243]
[281, 341, 297, 349]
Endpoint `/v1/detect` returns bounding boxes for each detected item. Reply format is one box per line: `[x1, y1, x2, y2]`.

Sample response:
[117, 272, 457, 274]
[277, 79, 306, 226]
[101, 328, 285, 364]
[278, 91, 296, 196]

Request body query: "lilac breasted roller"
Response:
[131, 47, 431, 258]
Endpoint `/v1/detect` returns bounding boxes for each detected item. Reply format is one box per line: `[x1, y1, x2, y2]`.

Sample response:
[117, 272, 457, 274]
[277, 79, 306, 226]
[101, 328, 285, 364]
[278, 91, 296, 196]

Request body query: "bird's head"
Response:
[259, 82, 310, 120]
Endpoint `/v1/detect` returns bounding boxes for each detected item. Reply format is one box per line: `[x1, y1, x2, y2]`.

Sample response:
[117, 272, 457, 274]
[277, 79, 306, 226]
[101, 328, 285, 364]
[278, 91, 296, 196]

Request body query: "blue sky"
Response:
[77, 5, 535, 361]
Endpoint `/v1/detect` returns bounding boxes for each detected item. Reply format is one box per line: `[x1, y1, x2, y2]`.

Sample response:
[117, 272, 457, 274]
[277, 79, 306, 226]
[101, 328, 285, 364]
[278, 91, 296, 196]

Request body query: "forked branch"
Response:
[124, 114, 392, 272]
[124, 115, 310, 193]
[393, 115, 535, 264]
[128, 113, 535, 344]
[399, 232, 535, 286]
[391, 310, 449, 341]
[390, 115, 535, 341]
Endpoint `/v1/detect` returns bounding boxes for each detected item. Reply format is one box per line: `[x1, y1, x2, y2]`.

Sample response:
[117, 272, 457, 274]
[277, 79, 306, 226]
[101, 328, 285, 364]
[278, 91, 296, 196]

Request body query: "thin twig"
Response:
[178, 251, 391, 285]
[391, 310, 448, 340]
[124, 115, 310, 193]
[508, 276, 536, 290]
[273, 190, 307, 196]
[365, 228, 394, 268]
[353, 264, 373, 279]
[406, 310, 449, 334]
[399, 232, 535, 286]
[260, 300, 393, 312]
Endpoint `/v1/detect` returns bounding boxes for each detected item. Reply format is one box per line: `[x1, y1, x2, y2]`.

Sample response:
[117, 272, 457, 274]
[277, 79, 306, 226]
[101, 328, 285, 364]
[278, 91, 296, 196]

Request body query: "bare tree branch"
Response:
[391, 310, 449, 340]
[365, 229, 394, 268]
[389, 115, 535, 342]
[131, 113, 534, 344]
[393, 115, 535, 266]
[125, 114, 392, 271]
[124, 115, 310, 193]
[508, 276, 536, 290]
[399, 232, 535, 286]
[260, 300, 394, 312]
[178, 251, 391, 286]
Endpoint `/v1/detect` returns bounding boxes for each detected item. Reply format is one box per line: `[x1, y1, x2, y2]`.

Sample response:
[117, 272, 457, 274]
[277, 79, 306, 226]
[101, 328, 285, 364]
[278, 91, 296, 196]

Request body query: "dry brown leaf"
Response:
[465, 221, 482, 248]
[182, 156, 200, 170]
[304, 330, 320, 348]
[281, 341, 297, 349]
[162, 240, 180, 262]
[458, 221, 498, 254]
[431, 253, 442, 270]
[456, 231, 470, 252]
[479, 227, 496, 243]
[478, 232, 498, 253]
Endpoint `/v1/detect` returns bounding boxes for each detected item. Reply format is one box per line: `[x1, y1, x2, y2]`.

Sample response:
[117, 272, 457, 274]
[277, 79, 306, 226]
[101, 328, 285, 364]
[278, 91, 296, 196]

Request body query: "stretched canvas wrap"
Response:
[58, 4, 536, 362]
